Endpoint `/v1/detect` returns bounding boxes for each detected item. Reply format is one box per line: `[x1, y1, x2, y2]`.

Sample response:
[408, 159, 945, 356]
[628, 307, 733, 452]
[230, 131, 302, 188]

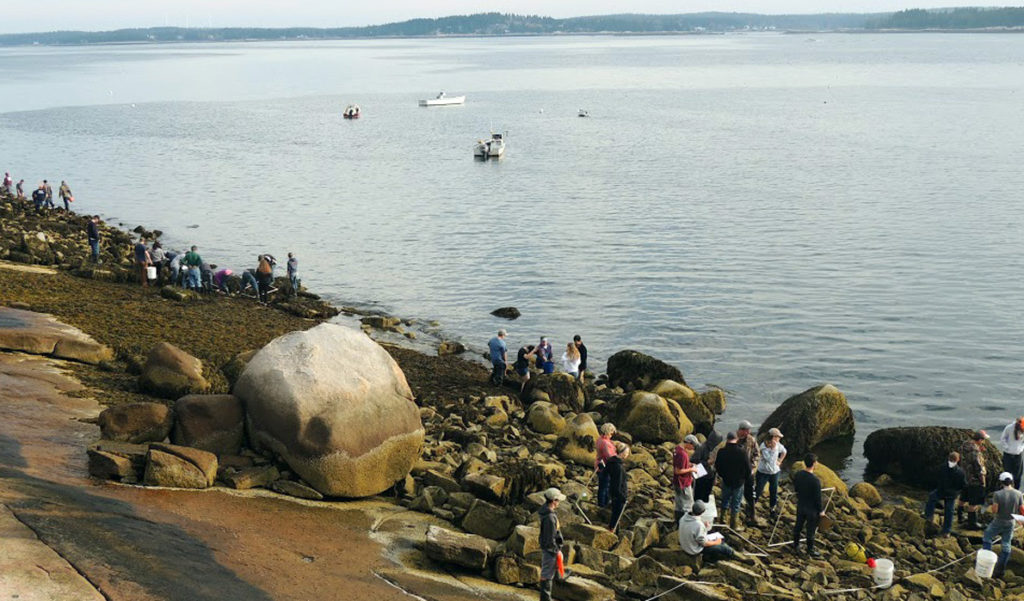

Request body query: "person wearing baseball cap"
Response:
[755, 427, 788, 518]
[999, 417, 1024, 490]
[982, 471, 1024, 578]
[716, 431, 752, 530]
[538, 488, 566, 600]
[672, 434, 701, 522]
[678, 500, 739, 563]
[958, 430, 990, 530]
[735, 420, 760, 526]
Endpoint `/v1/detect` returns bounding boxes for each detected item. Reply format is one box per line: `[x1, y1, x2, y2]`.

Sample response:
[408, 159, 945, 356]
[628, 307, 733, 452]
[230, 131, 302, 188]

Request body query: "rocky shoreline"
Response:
[2, 190, 1022, 600]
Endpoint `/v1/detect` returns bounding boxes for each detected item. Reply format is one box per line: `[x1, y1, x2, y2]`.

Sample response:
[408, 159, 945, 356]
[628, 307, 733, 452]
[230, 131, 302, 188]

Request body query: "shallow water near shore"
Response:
[2, 33, 1024, 478]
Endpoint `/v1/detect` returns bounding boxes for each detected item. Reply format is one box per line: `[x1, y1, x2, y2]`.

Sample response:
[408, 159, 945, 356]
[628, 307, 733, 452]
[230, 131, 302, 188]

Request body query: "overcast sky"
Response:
[1, 0, 976, 34]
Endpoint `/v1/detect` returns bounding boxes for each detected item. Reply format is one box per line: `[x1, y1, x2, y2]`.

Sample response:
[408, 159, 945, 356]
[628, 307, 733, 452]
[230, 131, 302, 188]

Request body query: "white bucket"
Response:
[976, 549, 998, 578]
[146, 266, 157, 280]
[873, 558, 894, 588]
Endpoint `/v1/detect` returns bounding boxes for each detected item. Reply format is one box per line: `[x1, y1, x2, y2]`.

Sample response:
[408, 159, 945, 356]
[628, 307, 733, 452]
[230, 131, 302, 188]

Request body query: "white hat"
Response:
[1000, 471, 1015, 483]
[543, 487, 566, 502]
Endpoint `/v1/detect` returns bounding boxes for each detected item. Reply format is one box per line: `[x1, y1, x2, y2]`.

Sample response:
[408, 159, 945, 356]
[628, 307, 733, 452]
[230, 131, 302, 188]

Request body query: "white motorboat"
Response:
[578, 109, 590, 117]
[474, 133, 506, 159]
[343, 104, 361, 119]
[419, 92, 466, 107]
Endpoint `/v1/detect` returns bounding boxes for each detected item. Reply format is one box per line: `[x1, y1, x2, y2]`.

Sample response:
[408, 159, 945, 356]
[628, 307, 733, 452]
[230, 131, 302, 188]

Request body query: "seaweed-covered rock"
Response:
[98, 402, 173, 444]
[234, 323, 423, 497]
[527, 401, 566, 434]
[791, 460, 847, 496]
[758, 384, 854, 456]
[863, 426, 1001, 490]
[613, 391, 693, 444]
[220, 349, 256, 391]
[524, 373, 585, 413]
[490, 306, 521, 320]
[606, 350, 686, 391]
[556, 413, 600, 466]
[849, 482, 881, 507]
[138, 342, 210, 399]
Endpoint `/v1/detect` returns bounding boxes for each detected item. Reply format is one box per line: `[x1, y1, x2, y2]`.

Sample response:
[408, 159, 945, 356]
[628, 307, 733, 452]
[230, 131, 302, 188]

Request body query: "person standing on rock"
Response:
[982, 471, 1024, 578]
[754, 428, 787, 518]
[536, 337, 554, 374]
[673, 434, 699, 522]
[43, 180, 54, 209]
[514, 344, 537, 392]
[58, 180, 73, 211]
[286, 252, 299, 294]
[573, 335, 587, 381]
[924, 451, 966, 537]
[31, 183, 46, 211]
[735, 420, 760, 526]
[86, 215, 101, 263]
[595, 423, 618, 507]
[133, 236, 152, 287]
[561, 342, 581, 378]
[693, 429, 722, 505]
[999, 418, 1024, 489]
[791, 453, 825, 558]
[715, 431, 750, 530]
[607, 442, 630, 532]
[16, 179, 25, 199]
[679, 501, 742, 564]
[958, 430, 989, 530]
[487, 329, 508, 386]
[182, 245, 203, 292]
[2, 171, 11, 194]
[538, 487, 566, 601]
[255, 254, 275, 303]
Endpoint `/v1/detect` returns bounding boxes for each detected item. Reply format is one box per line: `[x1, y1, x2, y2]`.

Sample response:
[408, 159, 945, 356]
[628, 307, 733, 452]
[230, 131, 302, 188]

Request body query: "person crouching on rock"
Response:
[679, 500, 746, 564]
[958, 429, 989, 530]
[607, 442, 630, 532]
[791, 453, 824, 559]
[595, 423, 617, 507]
[924, 451, 966, 537]
[514, 344, 536, 392]
[983, 471, 1024, 578]
[673, 434, 699, 523]
[538, 487, 566, 601]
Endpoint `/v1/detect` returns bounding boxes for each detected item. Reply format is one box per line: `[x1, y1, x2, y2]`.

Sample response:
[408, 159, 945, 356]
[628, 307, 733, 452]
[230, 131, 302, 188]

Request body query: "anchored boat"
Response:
[419, 92, 465, 107]
[474, 133, 506, 159]
[343, 104, 361, 119]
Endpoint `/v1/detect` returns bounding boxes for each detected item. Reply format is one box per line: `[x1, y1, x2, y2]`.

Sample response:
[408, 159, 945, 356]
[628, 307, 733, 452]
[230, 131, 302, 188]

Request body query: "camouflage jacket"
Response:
[961, 439, 986, 486]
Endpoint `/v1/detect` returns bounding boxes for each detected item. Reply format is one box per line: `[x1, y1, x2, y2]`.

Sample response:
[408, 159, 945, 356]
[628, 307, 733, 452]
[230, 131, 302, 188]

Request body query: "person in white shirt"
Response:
[754, 428, 787, 518]
[678, 501, 745, 563]
[561, 342, 581, 378]
[1000, 418, 1024, 489]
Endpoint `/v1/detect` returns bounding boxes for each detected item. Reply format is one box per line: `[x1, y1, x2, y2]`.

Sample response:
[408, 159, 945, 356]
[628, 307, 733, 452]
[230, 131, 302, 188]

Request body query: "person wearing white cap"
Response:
[487, 329, 508, 386]
[755, 427, 788, 518]
[982, 471, 1024, 578]
[958, 430, 989, 530]
[537, 487, 566, 601]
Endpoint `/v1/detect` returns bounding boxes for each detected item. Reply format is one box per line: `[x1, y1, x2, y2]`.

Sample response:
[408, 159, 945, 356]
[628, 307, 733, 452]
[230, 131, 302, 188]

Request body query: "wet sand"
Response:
[0, 351, 530, 601]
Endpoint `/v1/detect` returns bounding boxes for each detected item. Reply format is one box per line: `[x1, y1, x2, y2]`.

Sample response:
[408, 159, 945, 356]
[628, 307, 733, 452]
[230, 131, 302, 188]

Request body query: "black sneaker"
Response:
[808, 549, 823, 559]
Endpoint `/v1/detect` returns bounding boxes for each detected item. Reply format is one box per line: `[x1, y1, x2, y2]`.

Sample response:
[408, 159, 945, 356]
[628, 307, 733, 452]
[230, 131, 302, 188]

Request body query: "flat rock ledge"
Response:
[0, 306, 113, 364]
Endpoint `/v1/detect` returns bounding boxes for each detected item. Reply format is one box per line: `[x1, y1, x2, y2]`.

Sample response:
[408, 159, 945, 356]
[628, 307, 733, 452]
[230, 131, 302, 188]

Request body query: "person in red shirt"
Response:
[595, 423, 618, 507]
[673, 435, 700, 523]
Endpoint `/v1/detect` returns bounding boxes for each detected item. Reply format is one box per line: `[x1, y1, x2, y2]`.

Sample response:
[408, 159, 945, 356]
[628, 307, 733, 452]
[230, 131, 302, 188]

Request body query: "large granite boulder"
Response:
[791, 461, 848, 496]
[523, 373, 585, 413]
[234, 323, 424, 498]
[0, 307, 113, 364]
[650, 380, 714, 434]
[172, 394, 245, 455]
[527, 401, 566, 434]
[606, 350, 685, 391]
[98, 402, 173, 443]
[758, 384, 854, 456]
[614, 391, 693, 444]
[863, 426, 1001, 490]
[555, 413, 600, 466]
[138, 342, 210, 399]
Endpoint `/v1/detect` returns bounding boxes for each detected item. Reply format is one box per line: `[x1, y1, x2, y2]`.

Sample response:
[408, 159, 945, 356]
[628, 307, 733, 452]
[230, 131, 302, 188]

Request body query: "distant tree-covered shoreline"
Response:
[1, 9, 1023, 46]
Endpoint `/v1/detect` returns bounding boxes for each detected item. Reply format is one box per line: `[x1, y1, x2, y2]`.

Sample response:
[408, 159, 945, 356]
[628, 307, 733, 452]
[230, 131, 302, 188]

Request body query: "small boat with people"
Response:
[343, 104, 361, 119]
[420, 92, 465, 107]
[474, 133, 506, 159]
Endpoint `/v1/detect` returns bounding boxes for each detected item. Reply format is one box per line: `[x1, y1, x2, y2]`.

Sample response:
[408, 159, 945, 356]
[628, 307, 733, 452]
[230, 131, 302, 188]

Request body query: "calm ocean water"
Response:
[2, 33, 1022, 477]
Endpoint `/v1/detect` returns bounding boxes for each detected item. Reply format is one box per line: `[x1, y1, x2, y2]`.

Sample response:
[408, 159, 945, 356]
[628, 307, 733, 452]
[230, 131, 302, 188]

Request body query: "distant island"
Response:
[1, 8, 1023, 46]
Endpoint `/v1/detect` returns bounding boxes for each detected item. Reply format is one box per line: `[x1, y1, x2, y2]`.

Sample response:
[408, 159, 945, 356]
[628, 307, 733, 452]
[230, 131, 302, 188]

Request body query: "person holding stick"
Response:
[538, 488, 566, 601]
[606, 442, 630, 532]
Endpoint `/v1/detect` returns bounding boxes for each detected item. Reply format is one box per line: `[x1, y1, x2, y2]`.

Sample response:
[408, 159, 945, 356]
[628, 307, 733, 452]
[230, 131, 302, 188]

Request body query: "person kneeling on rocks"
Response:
[538, 487, 566, 601]
[679, 500, 741, 564]
[982, 471, 1024, 578]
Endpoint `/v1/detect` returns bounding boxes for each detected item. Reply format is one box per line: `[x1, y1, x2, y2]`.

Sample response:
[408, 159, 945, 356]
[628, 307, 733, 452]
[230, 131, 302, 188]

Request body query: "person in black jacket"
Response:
[792, 453, 825, 558]
[923, 451, 967, 537]
[86, 215, 101, 263]
[538, 487, 566, 601]
[606, 443, 630, 532]
[715, 431, 751, 530]
[692, 429, 722, 504]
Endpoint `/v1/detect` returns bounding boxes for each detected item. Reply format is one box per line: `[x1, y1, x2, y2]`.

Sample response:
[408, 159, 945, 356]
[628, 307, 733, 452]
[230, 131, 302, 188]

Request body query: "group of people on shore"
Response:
[921, 422, 1024, 578]
[125, 235, 300, 303]
[487, 329, 588, 390]
[4, 172, 75, 212]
